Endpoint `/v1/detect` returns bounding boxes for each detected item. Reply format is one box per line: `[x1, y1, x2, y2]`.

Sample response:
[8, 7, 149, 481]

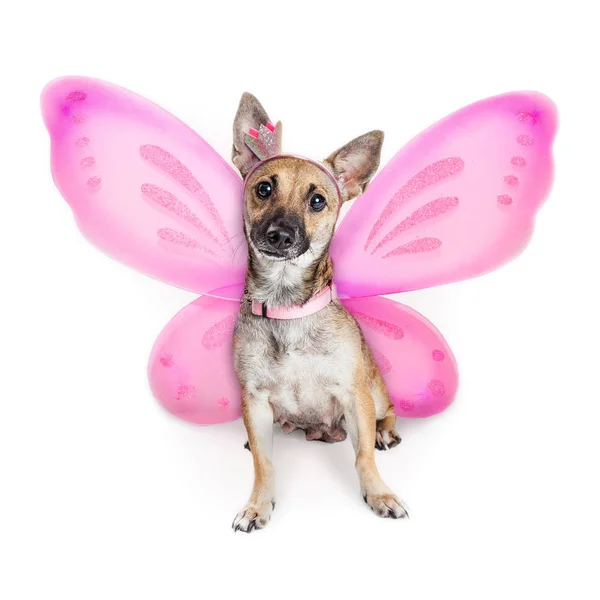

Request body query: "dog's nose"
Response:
[266, 225, 295, 250]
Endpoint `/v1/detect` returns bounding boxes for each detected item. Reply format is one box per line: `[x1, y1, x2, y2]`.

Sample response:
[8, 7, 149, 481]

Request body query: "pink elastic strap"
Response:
[251, 284, 337, 319]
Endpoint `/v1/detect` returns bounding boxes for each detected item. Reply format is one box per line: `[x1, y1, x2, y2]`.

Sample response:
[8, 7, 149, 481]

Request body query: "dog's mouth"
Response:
[252, 241, 309, 261]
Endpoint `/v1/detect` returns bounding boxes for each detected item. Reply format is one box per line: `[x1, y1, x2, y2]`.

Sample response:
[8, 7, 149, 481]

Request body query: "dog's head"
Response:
[232, 93, 383, 262]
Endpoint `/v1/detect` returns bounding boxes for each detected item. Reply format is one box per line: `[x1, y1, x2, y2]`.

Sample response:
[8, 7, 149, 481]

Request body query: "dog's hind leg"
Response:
[375, 407, 402, 451]
[371, 374, 402, 451]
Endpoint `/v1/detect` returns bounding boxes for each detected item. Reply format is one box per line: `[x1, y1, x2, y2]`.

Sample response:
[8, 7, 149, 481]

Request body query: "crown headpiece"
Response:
[244, 121, 282, 160]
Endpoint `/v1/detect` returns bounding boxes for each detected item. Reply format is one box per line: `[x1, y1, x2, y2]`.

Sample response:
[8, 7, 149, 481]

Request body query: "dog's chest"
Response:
[270, 349, 344, 422]
[235, 310, 357, 429]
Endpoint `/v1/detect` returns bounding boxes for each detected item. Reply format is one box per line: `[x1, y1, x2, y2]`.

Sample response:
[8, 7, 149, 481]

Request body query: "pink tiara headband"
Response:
[243, 121, 342, 201]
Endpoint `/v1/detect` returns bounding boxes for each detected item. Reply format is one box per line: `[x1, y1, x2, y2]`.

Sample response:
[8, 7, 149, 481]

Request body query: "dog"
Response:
[231, 93, 408, 532]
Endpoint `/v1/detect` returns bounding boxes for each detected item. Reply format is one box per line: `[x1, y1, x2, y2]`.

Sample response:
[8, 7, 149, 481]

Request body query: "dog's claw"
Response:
[243, 441, 250, 451]
[363, 491, 409, 519]
[375, 429, 402, 451]
[232, 499, 274, 533]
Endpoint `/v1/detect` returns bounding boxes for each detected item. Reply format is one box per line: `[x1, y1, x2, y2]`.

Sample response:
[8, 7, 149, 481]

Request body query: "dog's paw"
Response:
[363, 491, 409, 519]
[232, 499, 275, 533]
[375, 428, 402, 451]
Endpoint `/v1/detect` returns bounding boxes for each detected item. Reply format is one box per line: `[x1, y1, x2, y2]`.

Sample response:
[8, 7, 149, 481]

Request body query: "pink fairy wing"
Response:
[148, 294, 457, 424]
[148, 295, 242, 425]
[331, 92, 557, 298]
[342, 296, 458, 418]
[41, 77, 246, 299]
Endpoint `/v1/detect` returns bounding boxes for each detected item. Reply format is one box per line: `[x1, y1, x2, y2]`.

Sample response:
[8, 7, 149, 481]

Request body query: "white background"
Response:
[1, 1, 599, 598]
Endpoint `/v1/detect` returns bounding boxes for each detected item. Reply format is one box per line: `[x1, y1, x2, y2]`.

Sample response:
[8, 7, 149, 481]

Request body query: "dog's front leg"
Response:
[232, 388, 275, 533]
[345, 382, 409, 519]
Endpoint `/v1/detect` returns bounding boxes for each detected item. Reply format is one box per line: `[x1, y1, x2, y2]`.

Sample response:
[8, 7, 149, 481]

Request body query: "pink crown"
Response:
[244, 121, 282, 161]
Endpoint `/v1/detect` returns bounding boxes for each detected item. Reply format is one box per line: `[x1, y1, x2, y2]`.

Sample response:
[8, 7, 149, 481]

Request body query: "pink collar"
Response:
[251, 283, 337, 319]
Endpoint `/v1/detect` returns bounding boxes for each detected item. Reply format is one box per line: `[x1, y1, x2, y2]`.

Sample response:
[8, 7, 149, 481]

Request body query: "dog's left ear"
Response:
[232, 92, 274, 178]
[324, 131, 384, 202]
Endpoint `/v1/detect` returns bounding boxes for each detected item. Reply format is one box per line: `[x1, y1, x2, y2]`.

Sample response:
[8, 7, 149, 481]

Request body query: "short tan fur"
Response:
[231, 93, 407, 533]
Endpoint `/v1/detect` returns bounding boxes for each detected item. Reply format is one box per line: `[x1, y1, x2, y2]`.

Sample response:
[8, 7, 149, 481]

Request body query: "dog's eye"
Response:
[309, 194, 326, 212]
[256, 181, 272, 199]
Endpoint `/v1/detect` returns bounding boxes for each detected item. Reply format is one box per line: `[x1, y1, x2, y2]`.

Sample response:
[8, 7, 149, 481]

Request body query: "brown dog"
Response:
[231, 93, 408, 532]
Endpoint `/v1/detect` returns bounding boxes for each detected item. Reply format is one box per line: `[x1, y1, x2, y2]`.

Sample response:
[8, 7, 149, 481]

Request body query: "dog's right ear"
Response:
[324, 131, 384, 202]
[232, 92, 272, 178]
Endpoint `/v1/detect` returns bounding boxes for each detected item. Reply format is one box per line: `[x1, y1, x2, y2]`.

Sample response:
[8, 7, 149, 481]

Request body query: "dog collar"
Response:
[251, 283, 337, 320]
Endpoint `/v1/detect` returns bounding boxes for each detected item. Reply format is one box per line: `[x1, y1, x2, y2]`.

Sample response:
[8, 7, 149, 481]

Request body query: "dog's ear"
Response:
[232, 92, 273, 178]
[324, 131, 384, 202]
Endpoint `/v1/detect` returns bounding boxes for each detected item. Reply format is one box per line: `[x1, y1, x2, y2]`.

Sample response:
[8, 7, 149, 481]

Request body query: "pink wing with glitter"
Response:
[41, 76, 246, 299]
[331, 92, 557, 298]
[148, 295, 457, 423]
[148, 296, 242, 425]
[343, 296, 458, 418]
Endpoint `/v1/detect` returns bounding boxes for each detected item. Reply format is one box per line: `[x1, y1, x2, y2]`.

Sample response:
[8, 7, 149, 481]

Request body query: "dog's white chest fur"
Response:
[235, 305, 359, 439]
[270, 349, 347, 423]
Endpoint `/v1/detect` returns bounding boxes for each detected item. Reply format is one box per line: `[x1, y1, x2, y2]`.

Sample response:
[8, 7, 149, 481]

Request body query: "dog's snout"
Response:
[266, 224, 295, 250]
[250, 209, 308, 259]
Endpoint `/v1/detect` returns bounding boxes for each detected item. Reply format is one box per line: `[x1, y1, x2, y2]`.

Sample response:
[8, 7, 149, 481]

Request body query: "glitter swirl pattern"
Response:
[87, 176, 101, 189]
[397, 399, 415, 412]
[517, 134, 534, 146]
[365, 157, 464, 250]
[142, 183, 221, 249]
[66, 90, 87, 102]
[140, 145, 229, 243]
[428, 379, 446, 397]
[382, 237, 442, 258]
[202, 315, 237, 350]
[372, 349, 392, 374]
[217, 397, 230, 409]
[497, 194, 513, 206]
[175, 385, 195, 402]
[156, 228, 215, 255]
[372, 196, 459, 254]
[159, 353, 174, 367]
[351, 311, 404, 340]
[80, 156, 96, 168]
